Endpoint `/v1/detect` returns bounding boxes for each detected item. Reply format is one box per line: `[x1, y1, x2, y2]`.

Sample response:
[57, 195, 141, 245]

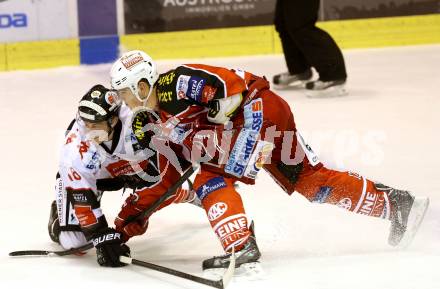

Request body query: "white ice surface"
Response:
[0, 45, 439, 289]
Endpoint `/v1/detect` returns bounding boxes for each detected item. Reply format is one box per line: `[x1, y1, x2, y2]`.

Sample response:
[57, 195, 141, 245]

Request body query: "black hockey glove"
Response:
[92, 227, 131, 267]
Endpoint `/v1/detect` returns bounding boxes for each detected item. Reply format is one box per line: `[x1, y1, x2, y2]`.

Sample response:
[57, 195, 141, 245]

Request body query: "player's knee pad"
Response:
[59, 231, 89, 250]
[48, 200, 60, 243]
[49, 198, 84, 246]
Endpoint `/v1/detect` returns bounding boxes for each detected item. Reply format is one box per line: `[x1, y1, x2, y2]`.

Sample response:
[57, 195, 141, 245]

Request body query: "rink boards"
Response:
[0, 14, 439, 71]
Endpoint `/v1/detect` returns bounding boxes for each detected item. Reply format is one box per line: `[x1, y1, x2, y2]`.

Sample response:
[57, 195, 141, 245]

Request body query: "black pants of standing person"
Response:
[274, 0, 347, 82]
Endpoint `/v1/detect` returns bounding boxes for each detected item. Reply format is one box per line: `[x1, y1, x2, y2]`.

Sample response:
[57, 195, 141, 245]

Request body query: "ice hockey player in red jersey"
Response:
[109, 50, 429, 271]
[48, 84, 195, 267]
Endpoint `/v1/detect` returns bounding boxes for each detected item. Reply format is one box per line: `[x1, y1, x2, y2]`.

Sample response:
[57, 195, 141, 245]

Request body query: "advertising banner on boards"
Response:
[0, 0, 77, 43]
[124, 0, 276, 33]
[123, 0, 439, 34]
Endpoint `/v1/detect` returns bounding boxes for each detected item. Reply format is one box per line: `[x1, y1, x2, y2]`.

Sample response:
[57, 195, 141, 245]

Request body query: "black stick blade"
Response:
[9, 250, 51, 256]
[9, 243, 93, 257]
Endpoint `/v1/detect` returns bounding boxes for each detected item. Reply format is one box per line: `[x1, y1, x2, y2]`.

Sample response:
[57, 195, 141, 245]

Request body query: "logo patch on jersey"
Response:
[85, 151, 100, 170]
[132, 111, 150, 141]
[78, 141, 90, 159]
[196, 177, 227, 200]
[254, 142, 273, 169]
[72, 193, 87, 203]
[356, 191, 386, 217]
[187, 76, 206, 102]
[337, 198, 352, 210]
[243, 140, 274, 179]
[296, 132, 319, 166]
[158, 71, 176, 86]
[213, 214, 249, 252]
[121, 52, 144, 70]
[234, 68, 246, 79]
[201, 85, 217, 103]
[157, 91, 173, 103]
[225, 99, 263, 178]
[65, 133, 77, 145]
[208, 202, 228, 221]
[55, 178, 66, 226]
[176, 75, 190, 100]
[74, 205, 98, 227]
[105, 159, 149, 177]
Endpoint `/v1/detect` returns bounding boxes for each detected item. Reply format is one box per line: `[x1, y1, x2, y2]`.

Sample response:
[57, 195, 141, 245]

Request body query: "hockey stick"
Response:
[8, 242, 93, 257]
[119, 249, 235, 289]
[9, 164, 199, 257]
[123, 163, 199, 224]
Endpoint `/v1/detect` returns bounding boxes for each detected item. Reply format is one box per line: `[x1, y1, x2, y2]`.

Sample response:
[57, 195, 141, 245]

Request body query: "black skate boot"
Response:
[272, 69, 313, 89]
[376, 183, 429, 247]
[48, 200, 61, 244]
[305, 79, 347, 98]
[202, 222, 261, 271]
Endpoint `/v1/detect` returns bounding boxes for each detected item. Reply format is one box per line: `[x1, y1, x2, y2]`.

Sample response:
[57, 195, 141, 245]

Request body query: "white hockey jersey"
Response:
[56, 104, 161, 235]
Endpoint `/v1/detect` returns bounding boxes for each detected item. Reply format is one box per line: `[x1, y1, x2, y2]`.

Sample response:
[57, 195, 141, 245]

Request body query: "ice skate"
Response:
[376, 184, 430, 248]
[48, 200, 60, 244]
[272, 69, 313, 89]
[305, 79, 347, 98]
[203, 222, 264, 280]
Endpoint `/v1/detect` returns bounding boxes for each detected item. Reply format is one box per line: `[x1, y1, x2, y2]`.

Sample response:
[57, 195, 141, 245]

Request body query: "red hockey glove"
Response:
[114, 193, 150, 242]
[244, 76, 270, 104]
[115, 216, 149, 242]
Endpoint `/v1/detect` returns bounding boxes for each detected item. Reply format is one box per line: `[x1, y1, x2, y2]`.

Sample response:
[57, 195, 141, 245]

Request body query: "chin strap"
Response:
[146, 86, 154, 102]
[137, 82, 156, 107]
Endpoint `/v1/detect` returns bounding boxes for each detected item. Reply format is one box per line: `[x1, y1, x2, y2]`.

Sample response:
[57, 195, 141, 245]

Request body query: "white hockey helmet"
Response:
[110, 50, 159, 102]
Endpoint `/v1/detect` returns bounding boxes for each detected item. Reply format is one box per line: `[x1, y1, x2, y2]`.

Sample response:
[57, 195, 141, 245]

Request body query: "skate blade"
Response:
[203, 268, 226, 280]
[203, 262, 266, 281]
[397, 197, 430, 249]
[234, 262, 266, 280]
[273, 80, 308, 90]
[306, 85, 348, 98]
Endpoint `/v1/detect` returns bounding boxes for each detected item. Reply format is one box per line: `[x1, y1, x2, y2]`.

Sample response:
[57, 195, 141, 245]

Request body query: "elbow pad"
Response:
[207, 93, 243, 124]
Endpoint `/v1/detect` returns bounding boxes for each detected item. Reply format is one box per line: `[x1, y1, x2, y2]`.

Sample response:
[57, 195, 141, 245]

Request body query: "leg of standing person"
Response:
[275, 0, 348, 95]
[273, 0, 313, 88]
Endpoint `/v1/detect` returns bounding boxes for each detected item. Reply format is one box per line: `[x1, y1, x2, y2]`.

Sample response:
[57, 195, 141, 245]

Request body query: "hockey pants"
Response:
[193, 89, 390, 253]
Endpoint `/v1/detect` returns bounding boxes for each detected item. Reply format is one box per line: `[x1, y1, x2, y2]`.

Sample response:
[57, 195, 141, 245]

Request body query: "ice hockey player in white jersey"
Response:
[47, 85, 194, 267]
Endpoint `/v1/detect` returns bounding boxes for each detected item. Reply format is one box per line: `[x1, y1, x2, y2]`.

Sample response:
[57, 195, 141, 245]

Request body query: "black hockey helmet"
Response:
[78, 84, 121, 123]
